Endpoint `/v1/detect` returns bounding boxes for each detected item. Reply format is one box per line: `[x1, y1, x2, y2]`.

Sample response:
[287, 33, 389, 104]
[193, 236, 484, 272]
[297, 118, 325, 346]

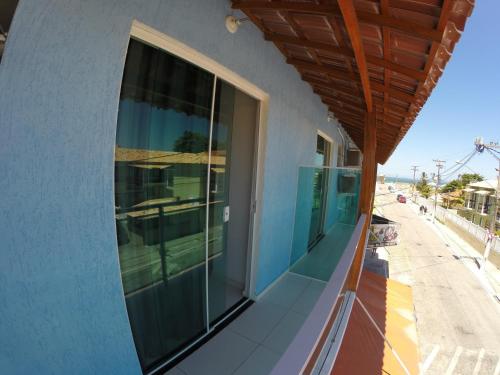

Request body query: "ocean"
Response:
[383, 176, 414, 184]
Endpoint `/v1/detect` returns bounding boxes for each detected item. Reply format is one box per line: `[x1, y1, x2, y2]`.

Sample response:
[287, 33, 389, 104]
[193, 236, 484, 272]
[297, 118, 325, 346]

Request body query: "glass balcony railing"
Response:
[166, 166, 364, 374]
[290, 166, 361, 281]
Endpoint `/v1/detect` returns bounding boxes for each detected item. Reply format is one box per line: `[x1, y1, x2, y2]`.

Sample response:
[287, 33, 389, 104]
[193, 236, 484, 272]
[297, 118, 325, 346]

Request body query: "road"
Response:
[374, 186, 500, 375]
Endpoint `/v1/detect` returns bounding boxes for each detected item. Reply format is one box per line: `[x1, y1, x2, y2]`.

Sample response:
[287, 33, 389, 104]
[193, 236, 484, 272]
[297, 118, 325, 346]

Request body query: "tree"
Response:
[440, 179, 462, 193]
[459, 173, 483, 187]
[439, 173, 484, 194]
[416, 172, 432, 198]
[173, 130, 226, 153]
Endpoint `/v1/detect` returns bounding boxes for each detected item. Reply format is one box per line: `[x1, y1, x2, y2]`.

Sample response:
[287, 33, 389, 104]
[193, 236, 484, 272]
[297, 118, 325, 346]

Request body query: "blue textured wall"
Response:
[0, 0, 342, 372]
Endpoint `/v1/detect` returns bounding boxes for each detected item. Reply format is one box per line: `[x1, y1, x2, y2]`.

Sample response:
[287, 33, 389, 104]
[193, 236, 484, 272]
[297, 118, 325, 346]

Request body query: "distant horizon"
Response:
[380, 174, 494, 184]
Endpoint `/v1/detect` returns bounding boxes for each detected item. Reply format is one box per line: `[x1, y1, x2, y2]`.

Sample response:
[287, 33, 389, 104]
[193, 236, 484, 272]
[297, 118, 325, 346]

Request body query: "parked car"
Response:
[398, 195, 407, 203]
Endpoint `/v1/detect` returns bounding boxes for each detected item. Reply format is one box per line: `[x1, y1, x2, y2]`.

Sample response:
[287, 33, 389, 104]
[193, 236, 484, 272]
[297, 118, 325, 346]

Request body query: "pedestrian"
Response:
[419, 205, 424, 215]
[424, 206, 428, 215]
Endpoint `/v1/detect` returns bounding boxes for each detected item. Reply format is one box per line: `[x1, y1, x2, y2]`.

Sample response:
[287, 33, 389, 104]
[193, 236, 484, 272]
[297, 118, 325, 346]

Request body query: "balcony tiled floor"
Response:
[290, 223, 355, 281]
[165, 273, 326, 375]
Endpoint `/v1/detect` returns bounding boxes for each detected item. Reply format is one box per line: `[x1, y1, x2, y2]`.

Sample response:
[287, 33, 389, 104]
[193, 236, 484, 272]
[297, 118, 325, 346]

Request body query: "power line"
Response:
[440, 149, 477, 178]
[485, 146, 500, 161]
[410, 165, 419, 202]
[432, 159, 445, 223]
[441, 150, 478, 179]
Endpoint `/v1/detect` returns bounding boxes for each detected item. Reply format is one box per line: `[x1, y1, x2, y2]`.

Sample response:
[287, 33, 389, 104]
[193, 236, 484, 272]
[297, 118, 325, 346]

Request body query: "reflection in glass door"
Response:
[114, 38, 258, 372]
[308, 134, 331, 249]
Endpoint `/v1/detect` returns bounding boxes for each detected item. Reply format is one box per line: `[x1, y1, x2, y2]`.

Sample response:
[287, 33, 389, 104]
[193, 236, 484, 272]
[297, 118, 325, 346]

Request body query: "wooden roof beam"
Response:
[232, 1, 442, 42]
[266, 34, 425, 81]
[338, 0, 373, 112]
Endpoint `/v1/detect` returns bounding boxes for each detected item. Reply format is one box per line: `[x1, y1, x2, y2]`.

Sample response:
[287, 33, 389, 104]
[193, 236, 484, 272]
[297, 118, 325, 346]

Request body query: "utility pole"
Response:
[411, 165, 419, 203]
[432, 159, 446, 223]
[475, 137, 500, 271]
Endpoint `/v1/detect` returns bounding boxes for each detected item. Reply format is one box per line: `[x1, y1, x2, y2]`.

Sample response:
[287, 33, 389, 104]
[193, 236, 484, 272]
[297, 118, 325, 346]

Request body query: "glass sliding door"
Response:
[207, 80, 258, 324]
[115, 39, 213, 369]
[308, 134, 331, 249]
[115, 38, 257, 371]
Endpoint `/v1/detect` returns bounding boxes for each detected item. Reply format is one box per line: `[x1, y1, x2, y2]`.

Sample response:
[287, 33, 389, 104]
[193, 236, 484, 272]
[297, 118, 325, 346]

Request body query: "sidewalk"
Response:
[408, 199, 500, 304]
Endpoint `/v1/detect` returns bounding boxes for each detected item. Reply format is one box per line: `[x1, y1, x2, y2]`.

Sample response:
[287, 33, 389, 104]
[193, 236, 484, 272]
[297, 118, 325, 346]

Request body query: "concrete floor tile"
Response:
[233, 346, 281, 375]
[177, 329, 257, 375]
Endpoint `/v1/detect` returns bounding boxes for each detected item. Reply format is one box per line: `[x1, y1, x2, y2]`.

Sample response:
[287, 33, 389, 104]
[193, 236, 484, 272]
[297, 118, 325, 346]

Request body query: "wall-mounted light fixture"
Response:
[225, 15, 249, 34]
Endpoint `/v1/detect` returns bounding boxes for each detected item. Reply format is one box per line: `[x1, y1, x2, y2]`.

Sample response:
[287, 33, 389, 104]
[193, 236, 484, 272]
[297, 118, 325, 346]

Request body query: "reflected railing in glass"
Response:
[116, 198, 224, 295]
[290, 166, 361, 281]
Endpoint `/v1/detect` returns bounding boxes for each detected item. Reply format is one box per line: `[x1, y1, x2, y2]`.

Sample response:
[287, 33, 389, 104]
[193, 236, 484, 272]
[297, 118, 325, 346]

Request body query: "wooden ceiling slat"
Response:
[292, 59, 416, 104]
[328, 106, 365, 120]
[233, 1, 340, 14]
[306, 77, 360, 97]
[265, 33, 353, 58]
[363, 0, 441, 17]
[319, 94, 364, 111]
[266, 34, 425, 81]
[371, 81, 414, 103]
[357, 10, 442, 42]
[321, 99, 364, 115]
[289, 58, 356, 82]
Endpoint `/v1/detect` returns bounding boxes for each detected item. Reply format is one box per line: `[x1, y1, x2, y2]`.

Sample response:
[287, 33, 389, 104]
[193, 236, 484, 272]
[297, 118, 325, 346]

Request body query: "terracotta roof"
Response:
[232, 0, 474, 163]
[467, 179, 497, 190]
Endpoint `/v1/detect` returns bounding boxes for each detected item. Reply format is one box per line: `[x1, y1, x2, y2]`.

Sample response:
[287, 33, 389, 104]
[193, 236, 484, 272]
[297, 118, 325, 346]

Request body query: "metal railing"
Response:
[115, 197, 220, 294]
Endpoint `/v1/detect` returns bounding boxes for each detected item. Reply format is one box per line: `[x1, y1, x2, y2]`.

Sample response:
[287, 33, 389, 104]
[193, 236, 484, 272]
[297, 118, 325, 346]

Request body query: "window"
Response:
[0, 1, 19, 63]
[346, 149, 361, 167]
[308, 133, 332, 248]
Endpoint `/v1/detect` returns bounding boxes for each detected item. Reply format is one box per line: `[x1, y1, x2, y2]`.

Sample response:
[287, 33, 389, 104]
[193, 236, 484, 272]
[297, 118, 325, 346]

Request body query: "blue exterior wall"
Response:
[0, 0, 343, 373]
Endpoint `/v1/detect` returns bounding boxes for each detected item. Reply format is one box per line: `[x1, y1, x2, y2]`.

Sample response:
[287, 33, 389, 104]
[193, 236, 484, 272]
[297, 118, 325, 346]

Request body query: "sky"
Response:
[379, 0, 499, 182]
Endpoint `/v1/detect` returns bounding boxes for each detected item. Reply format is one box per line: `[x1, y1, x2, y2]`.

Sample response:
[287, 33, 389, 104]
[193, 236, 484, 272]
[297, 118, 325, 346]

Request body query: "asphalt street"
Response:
[374, 186, 500, 375]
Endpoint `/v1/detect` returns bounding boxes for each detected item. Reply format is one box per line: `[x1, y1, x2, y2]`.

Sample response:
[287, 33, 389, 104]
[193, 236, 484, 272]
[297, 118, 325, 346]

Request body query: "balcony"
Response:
[165, 167, 365, 375]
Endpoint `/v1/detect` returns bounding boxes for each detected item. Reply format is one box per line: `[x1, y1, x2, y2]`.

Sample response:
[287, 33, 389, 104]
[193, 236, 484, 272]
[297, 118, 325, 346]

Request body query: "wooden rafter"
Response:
[338, 0, 373, 112]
